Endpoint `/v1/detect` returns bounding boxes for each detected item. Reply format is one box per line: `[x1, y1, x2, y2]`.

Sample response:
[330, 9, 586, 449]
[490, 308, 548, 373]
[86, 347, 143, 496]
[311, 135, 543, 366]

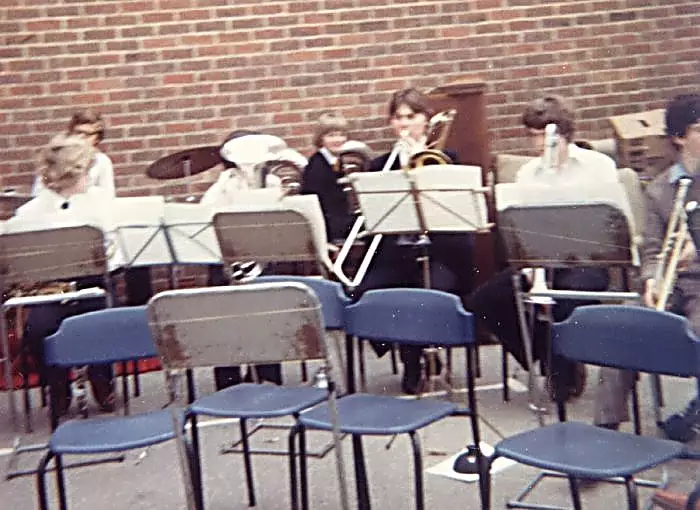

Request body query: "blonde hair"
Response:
[312, 111, 348, 148]
[38, 134, 95, 192]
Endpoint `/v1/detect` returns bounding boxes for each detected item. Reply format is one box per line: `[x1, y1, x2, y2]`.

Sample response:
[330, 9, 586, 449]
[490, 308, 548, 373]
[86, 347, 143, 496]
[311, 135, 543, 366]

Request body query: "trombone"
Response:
[333, 110, 458, 290]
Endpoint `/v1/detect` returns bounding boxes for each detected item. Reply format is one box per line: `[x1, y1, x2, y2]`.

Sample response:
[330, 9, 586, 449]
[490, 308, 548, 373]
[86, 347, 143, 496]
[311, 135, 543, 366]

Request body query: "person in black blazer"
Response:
[356, 88, 475, 394]
[301, 111, 356, 243]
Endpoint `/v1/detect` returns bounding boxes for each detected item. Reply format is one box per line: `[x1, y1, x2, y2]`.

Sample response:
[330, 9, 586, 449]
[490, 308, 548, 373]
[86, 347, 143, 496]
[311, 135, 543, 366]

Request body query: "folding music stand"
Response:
[495, 180, 667, 510]
[335, 165, 490, 290]
[0, 220, 114, 479]
[496, 181, 641, 424]
[211, 193, 334, 280]
[111, 197, 222, 287]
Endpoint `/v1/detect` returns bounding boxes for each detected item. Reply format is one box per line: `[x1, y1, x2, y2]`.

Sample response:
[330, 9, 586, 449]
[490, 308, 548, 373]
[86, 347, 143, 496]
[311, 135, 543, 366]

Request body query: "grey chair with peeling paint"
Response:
[147, 282, 348, 510]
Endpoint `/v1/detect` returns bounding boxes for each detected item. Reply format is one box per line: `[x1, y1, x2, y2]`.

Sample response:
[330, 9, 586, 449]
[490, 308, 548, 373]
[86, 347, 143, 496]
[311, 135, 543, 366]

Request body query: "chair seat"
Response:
[50, 410, 179, 455]
[188, 383, 327, 419]
[495, 421, 685, 479]
[299, 394, 457, 435]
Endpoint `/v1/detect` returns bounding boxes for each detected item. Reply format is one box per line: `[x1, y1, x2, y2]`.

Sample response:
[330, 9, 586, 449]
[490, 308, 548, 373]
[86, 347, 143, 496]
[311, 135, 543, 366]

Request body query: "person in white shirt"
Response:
[31, 111, 115, 199]
[466, 95, 617, 400]
[17, 134, 116, 414]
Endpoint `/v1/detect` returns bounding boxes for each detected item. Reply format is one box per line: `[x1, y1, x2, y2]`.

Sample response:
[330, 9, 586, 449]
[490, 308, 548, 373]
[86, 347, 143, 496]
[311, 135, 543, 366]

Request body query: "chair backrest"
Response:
[0, 225, 107, 290]
[344, 288, 474, 347]
[495, 154, 534, 184]
[552, 305, 700, 378]
[147, 282, 326, 371]
[44, 306, 156, 367]
[252, 275, 350, 330]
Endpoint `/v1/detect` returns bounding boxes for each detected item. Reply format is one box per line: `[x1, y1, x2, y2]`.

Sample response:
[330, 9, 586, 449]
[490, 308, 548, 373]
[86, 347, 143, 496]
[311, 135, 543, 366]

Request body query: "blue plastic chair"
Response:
[485, 305, 696, 510]
[148, 283, 345, 510]
[254, 276, 353, 391]
[292, 288, 485, 510]
[36, 306, 180, 510]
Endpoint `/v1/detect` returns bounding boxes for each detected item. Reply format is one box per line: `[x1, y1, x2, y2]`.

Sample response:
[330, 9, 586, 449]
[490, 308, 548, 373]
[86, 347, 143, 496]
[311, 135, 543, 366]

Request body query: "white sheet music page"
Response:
[349, 165, 487, 234]
[111, 196, 169, 269]
[162, 203, 221, 265]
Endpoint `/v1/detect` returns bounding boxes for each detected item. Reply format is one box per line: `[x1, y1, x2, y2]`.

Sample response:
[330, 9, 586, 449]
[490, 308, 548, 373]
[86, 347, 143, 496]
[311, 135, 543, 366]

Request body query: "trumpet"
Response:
[651, 177, 695, 311]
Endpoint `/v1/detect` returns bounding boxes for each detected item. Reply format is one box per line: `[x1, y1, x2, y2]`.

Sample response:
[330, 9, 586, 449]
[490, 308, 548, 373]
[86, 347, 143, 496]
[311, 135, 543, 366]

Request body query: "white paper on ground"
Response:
[426, 442, 516, 483]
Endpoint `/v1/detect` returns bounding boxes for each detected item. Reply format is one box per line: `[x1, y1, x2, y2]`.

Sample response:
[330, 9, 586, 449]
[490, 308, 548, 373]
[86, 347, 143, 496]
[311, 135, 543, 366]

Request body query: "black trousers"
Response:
[22, 285, 112, 408]
[466, 266, 609, 381]
[354, 234, 475, 369]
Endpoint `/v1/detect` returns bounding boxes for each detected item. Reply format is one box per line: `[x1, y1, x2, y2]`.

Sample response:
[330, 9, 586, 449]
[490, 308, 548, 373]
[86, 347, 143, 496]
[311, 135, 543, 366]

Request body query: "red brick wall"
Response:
[1, 0, 698, 198]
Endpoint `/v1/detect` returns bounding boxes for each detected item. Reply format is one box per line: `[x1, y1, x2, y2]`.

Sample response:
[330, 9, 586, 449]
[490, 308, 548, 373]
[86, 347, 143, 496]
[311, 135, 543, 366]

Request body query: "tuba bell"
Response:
[409, 109, 457, 168]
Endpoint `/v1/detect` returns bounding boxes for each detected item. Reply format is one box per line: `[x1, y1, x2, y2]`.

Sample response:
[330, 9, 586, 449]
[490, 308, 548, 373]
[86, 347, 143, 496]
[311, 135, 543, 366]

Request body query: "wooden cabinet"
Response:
[428, 79, 492, 180]
[428, 79, 497, 288]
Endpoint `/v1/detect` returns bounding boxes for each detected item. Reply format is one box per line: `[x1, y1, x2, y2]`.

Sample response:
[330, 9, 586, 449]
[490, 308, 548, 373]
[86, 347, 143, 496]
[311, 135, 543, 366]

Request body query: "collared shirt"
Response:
[667, 161, 692, 184]
[515, 143, 618, 185]
[319, 147, 337, 167]
[31, 151, 115, 198]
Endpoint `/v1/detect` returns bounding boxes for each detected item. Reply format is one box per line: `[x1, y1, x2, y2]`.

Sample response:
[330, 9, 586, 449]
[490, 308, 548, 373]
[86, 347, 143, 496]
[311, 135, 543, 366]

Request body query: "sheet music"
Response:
[111, 196, 169, 269]
[349, 165, 488, 234]
[495, 181, 638, 267]
[163, 203, 221, 265]
[495, 181, 636, 234]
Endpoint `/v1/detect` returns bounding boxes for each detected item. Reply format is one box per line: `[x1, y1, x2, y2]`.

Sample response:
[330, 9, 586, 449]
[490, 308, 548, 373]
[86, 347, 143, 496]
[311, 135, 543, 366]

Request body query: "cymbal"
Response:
[146, 146, 222, 180]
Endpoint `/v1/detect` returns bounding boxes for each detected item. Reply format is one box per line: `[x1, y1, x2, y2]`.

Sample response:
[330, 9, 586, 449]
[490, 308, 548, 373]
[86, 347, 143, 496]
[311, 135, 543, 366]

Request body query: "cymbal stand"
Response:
[182, 156, 196, 203]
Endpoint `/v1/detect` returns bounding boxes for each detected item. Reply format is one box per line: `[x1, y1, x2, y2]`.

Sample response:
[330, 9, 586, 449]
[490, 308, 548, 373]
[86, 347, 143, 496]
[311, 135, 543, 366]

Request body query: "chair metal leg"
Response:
[120, 361, 130, 415]
[352, 435, 371, 510]
[625, 477, 639, 510]
[188, 415, 205, 510]
[55, 454, 68, 510]
[133, 360, 141, 397]
[567, 476, 582, 510]
[474, 344, 482, 379]
[288, 424, 301, 510]
[358, 340, 367, 392]
[631, 382, 642, 436]
[239, 418, 257, 507]
[390, 344, 398, 375]
[408, 432, 424, 510]
[301, 361, 308, 383]
[502, 346, 510, 402]
[36, 450, 54, 510]
[299, 427, 310, 510]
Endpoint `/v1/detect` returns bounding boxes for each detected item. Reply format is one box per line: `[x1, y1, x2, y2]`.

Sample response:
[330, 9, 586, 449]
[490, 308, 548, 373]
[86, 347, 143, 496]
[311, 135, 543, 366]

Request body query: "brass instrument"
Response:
[408, 109, 457, 168]
[334, 141, 372, 215]
[261, 159, 304, 196]
[652, 177, 694, 311]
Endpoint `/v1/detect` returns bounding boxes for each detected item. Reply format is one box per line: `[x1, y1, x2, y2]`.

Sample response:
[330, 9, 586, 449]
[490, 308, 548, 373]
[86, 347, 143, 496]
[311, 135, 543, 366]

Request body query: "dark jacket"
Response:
[301, 152, 355, 242]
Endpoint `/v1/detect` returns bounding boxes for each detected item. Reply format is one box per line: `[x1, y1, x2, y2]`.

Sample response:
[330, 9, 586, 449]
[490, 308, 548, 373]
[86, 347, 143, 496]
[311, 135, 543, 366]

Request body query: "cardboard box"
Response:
[608, 109, 674, 178]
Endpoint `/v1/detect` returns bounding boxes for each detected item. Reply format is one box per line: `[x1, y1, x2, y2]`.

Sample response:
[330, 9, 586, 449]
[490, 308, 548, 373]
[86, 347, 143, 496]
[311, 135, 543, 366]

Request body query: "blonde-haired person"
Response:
[300, 111, 356, 242]
[15, 134, 116, 415]
[31, 110, 115, 198]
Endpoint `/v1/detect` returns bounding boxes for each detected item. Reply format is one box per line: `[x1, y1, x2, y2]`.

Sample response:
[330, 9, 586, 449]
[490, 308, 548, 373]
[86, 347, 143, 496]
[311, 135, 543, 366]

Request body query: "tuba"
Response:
[408, 109, 457, 168]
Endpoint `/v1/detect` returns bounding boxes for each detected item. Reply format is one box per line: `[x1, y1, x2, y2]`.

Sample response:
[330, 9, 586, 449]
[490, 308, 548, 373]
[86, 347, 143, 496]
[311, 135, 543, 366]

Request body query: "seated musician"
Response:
[32, 110, 115, 198]
[301, 111, 356, 244]
[14, 134, 116, 414]
[200, 135, 287, 390]
[594, 93, 700, 442]
[466, 95, 618, 399]
[357, 87, 475, 394]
